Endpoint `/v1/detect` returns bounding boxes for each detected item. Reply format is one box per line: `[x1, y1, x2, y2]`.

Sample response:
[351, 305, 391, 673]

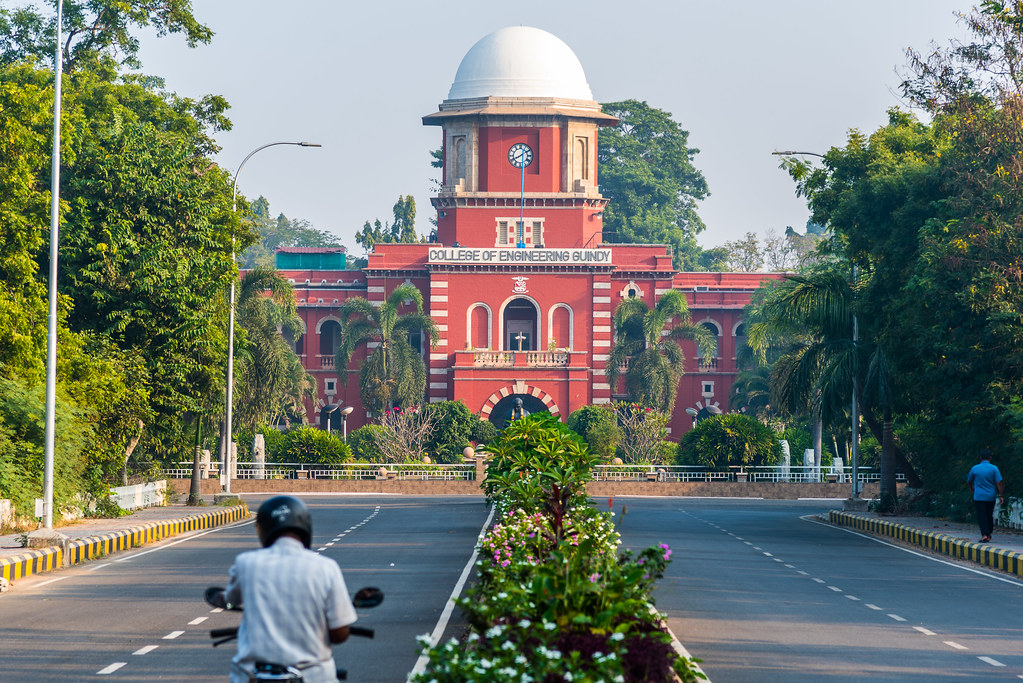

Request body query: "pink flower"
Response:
[589, 573, 601, 582]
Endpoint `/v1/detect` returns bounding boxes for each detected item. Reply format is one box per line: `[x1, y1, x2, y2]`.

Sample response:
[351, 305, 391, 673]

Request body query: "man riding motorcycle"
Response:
[222, 496, 357, 683]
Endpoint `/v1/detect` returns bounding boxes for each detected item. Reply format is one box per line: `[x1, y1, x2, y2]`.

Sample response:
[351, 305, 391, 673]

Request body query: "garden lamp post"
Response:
[325, 404, 339, 434]
[340, 406, 354, 442]
[222, 141, 321, 493]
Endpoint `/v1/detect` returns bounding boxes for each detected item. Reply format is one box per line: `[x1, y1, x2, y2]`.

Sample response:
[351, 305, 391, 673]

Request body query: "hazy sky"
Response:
[133, 1, 971, 253]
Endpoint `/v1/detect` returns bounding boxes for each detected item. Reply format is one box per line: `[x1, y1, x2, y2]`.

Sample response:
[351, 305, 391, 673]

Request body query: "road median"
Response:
[1, 505, 249, 584]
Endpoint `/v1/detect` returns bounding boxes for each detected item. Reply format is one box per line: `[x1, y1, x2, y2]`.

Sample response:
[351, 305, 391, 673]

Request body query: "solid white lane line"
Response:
[188, 617, 208, 625]
[803, 515, 1023, 588]
[408, 504, 496, 679]
[87, 563, 111, 572]
[32, 576, 68, 587]
[944, 641, 968, 650]
[97, 663, 126, 674]
[865, 604, 882, 610]
[827, 586, 842, 592]
[845, 595, 860, 601]
[978, 656, 1005, 667]
[111, 518, 256, 563]
[163, 631, 184, 639]
[913, 626, 936, 636]
[888, 614, 906, 622]
[133, 645, 158, 655]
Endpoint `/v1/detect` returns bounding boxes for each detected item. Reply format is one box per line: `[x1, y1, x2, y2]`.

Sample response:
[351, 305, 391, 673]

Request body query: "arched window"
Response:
[698, 321, 720, 370]
[502, 298, 539, 351]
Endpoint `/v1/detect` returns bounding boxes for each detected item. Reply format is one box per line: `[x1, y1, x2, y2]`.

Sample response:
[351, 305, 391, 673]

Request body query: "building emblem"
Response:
[512, 276, 529, 294]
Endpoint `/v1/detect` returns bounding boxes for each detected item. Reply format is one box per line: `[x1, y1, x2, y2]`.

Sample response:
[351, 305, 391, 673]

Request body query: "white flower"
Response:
[518, 619, 531, 628]
[486, 625, 505, 638]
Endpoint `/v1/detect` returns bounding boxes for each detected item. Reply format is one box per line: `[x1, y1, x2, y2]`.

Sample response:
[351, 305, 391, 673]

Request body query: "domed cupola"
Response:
[425, 27, 616, 250]
[446, 26, 593, 101]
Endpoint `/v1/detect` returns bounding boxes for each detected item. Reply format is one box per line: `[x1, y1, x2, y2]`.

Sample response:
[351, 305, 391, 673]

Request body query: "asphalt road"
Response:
[0, 495, 491, 682]
[614, 497, 1023, 683]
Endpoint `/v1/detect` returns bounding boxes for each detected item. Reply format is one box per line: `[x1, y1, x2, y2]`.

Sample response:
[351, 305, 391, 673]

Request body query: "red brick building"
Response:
[274, 27, 778, 438]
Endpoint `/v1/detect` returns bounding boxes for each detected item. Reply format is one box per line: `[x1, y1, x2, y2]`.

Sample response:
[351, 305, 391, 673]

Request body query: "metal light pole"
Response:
[41, 0, 65, 530]
[340, 406, 354, 441]
[222, 141, 321, 492]
[325, 404, 339, 434]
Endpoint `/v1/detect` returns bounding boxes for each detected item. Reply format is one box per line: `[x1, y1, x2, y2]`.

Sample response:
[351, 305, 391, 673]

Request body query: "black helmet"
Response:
[256, 496, 312, 548]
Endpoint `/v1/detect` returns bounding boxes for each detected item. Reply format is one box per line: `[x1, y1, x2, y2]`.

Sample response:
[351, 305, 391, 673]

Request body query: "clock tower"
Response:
[423, 26, 618, 249]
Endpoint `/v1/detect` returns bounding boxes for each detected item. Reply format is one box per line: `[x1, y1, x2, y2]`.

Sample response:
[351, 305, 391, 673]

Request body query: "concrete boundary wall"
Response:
[828, 510, 1023, 578]
[0, 505, 249, 582]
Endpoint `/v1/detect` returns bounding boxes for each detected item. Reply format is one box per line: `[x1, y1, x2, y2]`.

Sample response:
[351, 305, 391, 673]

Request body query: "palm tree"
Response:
[605, 290, 716, 413]
[751, 269, 921, 503]
[336, 282, 440, 414]
[729, 365, 774, 418]
[234, 266, 308, 430]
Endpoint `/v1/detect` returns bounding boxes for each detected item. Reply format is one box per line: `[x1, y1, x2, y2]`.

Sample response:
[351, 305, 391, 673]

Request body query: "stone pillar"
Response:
[833, 456, 845, 483]
[200, 449, 211, 479]
[230, 442, 238, 480]
[475, 455, 487, 488]
[804, 449, 816, 482]
[253, 434, 266, 480]
[779, 440, 790, 482]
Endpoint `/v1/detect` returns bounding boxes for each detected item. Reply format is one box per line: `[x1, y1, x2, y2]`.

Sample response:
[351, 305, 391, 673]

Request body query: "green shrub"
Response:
[469, 416, 498, 447]
[676, 413, 782, 471]
[277, 427, 351, 465]
[567, 405, 620, 460]
[423, 400, 475, 463]
[347, 424, 386, 462]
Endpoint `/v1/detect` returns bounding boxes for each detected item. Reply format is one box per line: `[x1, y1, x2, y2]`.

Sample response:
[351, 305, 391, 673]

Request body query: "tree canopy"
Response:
[597, 100, 711, 270]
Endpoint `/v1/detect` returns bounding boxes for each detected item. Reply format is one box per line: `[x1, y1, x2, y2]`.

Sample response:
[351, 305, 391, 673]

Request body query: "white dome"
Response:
[447, 27, 593, 101]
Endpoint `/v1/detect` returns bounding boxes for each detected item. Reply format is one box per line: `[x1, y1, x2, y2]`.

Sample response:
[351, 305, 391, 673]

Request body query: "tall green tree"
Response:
[238, 196, 343, 268]
[233, 266, 310, 430]
[597, 100, 710, 270]
[335, 283, 439, 414]
[605, 290, 715, 413]
[354, 194, 421, 251]
[0, 0, 212, 75]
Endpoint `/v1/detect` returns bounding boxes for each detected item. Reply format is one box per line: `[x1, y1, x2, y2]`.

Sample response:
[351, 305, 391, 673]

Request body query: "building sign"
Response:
[428, 247, 612, 265]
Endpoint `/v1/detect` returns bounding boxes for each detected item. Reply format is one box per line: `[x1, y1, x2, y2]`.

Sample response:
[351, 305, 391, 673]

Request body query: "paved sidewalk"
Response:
[0, 498, 250, 583]
[828, 510, 1023, 577]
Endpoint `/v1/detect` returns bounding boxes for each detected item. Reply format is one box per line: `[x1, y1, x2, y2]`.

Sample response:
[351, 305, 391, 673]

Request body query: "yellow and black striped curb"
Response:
[1, 505, 249, 583]
[828, 510, 1023, 578]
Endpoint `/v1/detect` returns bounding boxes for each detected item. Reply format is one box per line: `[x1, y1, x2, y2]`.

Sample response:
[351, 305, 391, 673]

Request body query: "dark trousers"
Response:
[975, 499, 996, 538]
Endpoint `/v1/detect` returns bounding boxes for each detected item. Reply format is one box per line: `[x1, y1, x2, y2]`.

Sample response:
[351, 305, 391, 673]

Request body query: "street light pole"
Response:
[325, 404, 339, 435]
[222, 141, 321, 493]
[41, 0, 64, 530]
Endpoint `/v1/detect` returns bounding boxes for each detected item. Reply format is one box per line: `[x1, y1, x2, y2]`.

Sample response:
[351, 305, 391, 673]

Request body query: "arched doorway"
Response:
[489, 393, 549, 430]
[503, 298, 538, 351]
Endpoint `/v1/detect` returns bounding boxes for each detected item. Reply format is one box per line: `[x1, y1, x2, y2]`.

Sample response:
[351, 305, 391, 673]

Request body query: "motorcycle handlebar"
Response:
[349, 626, 373, 639]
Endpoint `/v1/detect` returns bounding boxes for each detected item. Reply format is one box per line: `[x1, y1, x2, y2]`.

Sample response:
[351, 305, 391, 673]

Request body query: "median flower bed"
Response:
[413, 413, 703, 682]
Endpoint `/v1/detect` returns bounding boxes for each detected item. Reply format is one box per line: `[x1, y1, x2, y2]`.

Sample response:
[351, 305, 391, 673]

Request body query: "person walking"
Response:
[967, 449, 1005, 543]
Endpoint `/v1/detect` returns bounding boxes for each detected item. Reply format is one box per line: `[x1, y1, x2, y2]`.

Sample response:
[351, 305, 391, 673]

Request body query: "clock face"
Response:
[508, 143, 533, 169]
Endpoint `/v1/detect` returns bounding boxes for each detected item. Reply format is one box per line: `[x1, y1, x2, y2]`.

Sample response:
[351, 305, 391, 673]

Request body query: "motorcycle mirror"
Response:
[352, 587, 384, 608]
[204, 586, 229, 610]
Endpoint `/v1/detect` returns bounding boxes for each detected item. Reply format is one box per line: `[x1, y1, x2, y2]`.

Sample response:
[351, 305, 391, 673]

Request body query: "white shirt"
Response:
[225, 536, 357, 683]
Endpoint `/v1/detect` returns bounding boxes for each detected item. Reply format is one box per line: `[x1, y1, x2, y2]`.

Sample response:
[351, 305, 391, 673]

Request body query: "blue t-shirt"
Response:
[967, 461, 1003, 501]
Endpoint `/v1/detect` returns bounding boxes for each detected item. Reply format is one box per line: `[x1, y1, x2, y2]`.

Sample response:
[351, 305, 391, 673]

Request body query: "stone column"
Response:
[200, 449, 211, 479]
[253, 434, 266, 480]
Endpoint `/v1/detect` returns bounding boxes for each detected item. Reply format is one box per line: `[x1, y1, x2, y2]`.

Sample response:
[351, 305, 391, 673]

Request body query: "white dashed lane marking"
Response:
[888, 614, 907, 622]
[844, 595, 860, 601]
[827, 586, 842, 592]
[866, 604, 883, 611]
[188, 617, 207, 625]
[913, 626, 936, 636]
[97, 663, 126, 675]
[132, 646, 158, 655]
[163, 631, 184, 639]
[945, 641, 968, 650]
[978, 656, 1005, 667]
